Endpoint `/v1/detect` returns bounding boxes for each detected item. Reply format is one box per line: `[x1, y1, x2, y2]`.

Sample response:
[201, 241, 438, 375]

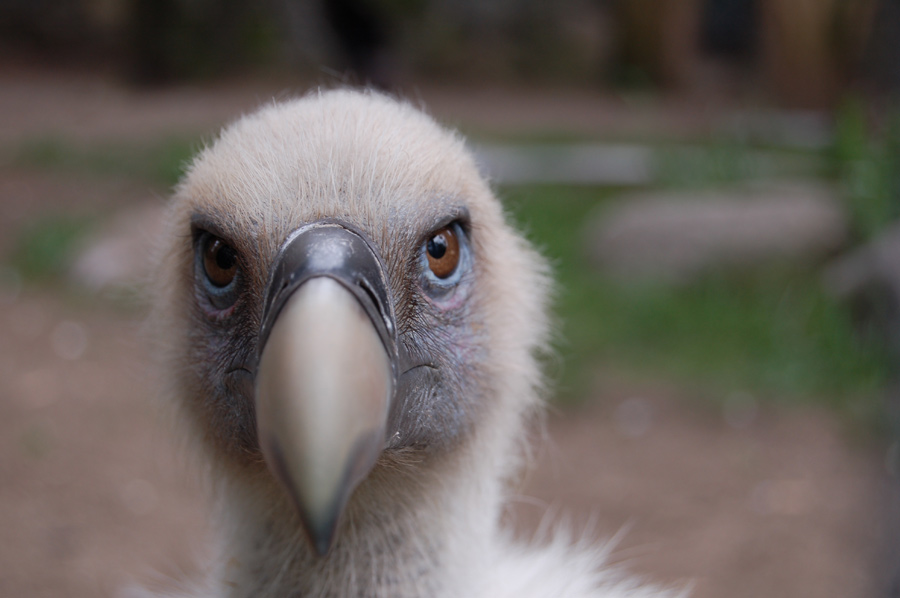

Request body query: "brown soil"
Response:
[0, 66, 894, 598]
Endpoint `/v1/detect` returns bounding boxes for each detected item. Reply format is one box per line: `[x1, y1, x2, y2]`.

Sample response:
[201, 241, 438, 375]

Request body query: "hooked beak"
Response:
[254, 223, 397, 556]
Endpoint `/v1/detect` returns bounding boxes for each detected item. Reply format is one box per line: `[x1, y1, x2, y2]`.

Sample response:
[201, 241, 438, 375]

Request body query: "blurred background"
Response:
[1, 0, 899, 596]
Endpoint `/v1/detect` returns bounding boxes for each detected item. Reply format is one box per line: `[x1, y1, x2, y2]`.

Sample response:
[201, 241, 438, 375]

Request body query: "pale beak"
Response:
[254, 223, 397, 556]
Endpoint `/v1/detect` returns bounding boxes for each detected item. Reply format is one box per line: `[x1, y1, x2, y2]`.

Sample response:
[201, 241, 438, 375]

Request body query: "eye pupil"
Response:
[216, 245, 236, 270]
[427, 235, 447, 259]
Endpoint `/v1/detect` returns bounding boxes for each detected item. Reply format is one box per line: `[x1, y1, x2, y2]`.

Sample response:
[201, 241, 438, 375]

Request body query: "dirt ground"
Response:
[0, 66, 895, 597]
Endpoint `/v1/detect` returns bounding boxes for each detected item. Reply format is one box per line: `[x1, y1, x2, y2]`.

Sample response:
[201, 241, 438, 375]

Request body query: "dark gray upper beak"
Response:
[255, 222, 398, 556]
[258, 221, 398, 363]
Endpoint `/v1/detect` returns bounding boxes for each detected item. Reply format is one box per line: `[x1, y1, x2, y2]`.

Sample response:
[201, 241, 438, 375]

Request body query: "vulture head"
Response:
[152, 90, 678, 597]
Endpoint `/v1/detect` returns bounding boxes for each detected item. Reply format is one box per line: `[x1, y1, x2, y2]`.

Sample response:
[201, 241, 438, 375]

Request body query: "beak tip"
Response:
[263, 436, 341, 557]
[298, 501, 340, 557]
[311, 527, 336, 558]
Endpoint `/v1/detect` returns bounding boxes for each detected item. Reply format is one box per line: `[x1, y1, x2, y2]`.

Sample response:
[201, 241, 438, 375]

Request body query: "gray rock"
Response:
[824, 222, 900, 357]
[473, 143, 653, 185]
[825, 222, 900, 301]
[585, 182, 848, 283]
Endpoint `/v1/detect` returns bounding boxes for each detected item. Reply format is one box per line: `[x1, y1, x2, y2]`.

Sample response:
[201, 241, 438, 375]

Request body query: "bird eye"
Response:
[425, 226, 460, 279]
[203, 236, 238, 287]
[196, 232, 241, 312]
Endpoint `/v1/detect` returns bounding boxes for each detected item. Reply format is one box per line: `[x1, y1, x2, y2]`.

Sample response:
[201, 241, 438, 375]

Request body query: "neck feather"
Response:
[211, 438, 507, 598]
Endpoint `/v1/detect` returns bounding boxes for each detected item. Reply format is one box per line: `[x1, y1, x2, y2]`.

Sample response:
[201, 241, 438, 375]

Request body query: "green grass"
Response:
[653, 141, 823, 190]
[502, 184, 892, 412]
[7, 136, 199, 188]
[831, 99, 900, 240]
[10, 214, 97, 280]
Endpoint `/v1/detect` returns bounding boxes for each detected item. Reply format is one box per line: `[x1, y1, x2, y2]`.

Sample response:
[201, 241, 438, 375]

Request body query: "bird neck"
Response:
[213, 441, 504, 598]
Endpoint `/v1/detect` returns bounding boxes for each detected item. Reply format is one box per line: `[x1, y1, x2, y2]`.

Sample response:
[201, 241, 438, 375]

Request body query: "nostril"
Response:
[357, 279, 392, 334]
[358, 279, 379, 310]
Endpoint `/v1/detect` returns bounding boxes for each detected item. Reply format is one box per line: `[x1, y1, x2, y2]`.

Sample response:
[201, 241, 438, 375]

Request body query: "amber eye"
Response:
[203, 236, 238, 288]
[425, 226, 460, 279]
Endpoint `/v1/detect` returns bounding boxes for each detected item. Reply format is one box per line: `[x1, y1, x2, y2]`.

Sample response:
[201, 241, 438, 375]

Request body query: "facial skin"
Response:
[177, 189, 487, 463]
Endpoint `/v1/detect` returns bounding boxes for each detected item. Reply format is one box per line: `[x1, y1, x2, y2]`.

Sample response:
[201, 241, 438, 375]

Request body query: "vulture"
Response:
[149, 89, 683, 598]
